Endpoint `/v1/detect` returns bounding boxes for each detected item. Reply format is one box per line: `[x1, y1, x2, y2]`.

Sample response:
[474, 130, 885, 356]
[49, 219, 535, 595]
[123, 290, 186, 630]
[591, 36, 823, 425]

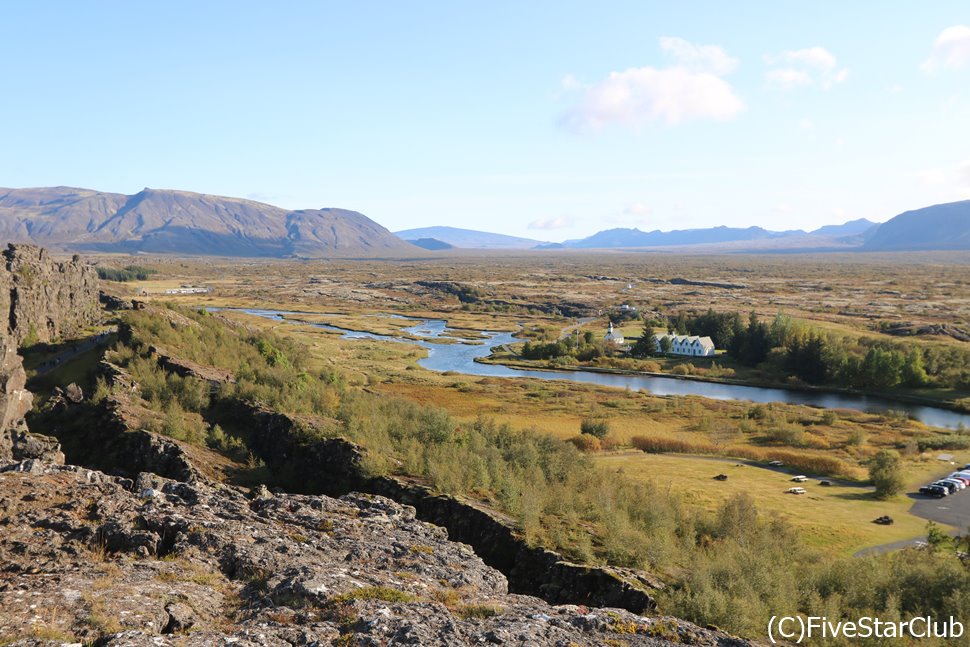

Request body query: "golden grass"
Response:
[595, 451, 940, 554]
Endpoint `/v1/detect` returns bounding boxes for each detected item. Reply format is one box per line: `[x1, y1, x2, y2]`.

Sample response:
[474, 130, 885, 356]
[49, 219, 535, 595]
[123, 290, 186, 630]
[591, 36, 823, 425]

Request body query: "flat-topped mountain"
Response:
[810, 217, 876, 238]
[561, 225, 801, 249]
[395, 226, 546, 249]
[0, 186, 417, 257]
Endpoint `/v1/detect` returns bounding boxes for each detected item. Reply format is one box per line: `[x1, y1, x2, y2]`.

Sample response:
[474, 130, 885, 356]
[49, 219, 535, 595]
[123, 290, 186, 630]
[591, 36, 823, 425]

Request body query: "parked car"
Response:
[786, 487, 806, 495]
[768, 460, 784, 467]
[791, 475, 808, 482]
[948, 473, 970, 485]
[932, 480, 959, 494]
[920, 485, 948, 497]
[940, 478, 965, 491]
[873, 515, 894, 525]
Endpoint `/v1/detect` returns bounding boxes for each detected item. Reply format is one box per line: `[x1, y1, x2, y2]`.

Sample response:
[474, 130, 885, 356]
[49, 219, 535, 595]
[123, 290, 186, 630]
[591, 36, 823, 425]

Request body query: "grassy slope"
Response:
[595, 451, 961, 554]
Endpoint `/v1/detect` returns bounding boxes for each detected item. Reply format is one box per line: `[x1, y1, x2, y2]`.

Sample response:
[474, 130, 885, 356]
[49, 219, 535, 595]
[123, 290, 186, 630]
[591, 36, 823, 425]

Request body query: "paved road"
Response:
[854, 468, 970, 556]
[908, 490, 970, 530]
[33, 327, 117, 376]
[558, 317, 597, 340]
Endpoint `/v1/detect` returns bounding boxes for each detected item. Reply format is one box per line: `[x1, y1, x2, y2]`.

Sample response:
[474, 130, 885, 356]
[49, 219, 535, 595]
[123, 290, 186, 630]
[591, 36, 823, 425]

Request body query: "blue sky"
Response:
[2, 2, 969, 241]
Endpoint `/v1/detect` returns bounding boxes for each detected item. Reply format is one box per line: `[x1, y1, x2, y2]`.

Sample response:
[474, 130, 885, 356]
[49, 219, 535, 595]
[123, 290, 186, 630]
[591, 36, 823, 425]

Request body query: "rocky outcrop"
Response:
[0, 462, 746, 646]
[0, 243, 99, 344]
[84, 391, 203, 483]
[150, 345, 236, 387]
[0, 336, 63, 464]
[881, 321, 970, 342]
[99, 290, 135, 311]
[217, 400, 660, 614]
[369, 476, 661, 612]
[668, 278, 747, 290]
[39, 360, 201, 482]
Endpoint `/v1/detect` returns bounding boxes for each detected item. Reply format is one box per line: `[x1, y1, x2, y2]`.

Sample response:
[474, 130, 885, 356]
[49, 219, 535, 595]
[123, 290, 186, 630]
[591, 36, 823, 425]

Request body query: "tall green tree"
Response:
[868, 449, 905, 499]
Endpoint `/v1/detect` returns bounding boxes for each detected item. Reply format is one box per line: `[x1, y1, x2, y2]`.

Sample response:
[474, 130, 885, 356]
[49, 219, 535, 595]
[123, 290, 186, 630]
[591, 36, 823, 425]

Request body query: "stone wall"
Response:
[0, 243, 100, 344]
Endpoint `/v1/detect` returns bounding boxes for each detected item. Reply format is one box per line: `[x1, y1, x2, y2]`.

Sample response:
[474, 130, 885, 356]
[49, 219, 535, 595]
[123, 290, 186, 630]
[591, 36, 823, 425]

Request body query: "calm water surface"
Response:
[231, 309, 970, 430]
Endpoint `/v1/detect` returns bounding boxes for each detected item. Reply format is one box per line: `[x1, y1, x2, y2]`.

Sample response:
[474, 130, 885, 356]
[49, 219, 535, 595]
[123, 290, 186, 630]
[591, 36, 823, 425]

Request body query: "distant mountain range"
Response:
[3, 186, 968, 256]
[408, 201, 970, 252]
[0, 186, 415, 257]
[395, 226, 546, 250]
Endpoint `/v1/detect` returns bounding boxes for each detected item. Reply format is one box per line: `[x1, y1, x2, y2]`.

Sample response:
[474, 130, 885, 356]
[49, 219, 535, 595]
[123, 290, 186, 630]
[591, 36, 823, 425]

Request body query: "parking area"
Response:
[909, 490, 970, 529]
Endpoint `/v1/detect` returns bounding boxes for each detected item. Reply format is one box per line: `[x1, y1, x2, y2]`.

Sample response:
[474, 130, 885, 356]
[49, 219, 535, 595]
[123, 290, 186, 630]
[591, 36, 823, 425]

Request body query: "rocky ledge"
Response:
[0, 460, 746, 646]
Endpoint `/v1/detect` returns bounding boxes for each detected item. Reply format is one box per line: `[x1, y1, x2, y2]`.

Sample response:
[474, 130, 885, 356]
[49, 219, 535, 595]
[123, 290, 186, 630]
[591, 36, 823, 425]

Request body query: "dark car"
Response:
[932, 480, 959, 494]
[920, 485, 948, 498]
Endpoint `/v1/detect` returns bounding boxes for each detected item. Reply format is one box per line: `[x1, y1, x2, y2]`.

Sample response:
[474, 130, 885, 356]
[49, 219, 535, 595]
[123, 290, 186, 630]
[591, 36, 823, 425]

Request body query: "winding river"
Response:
[233, 308, 970, 430]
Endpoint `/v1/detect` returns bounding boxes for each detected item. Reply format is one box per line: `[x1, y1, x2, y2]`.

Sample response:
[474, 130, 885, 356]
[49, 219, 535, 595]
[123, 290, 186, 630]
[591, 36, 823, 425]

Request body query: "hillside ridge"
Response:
[0, 186, 416, 257]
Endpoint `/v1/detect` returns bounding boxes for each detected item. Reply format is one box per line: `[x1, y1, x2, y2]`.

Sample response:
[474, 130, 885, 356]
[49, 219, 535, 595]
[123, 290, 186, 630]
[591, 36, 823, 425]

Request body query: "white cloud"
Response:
[764, 46, 848, 90]
[798, 118, 814, 129]
[624, 202, 652, 215]
[917, 168, 949, 186]
[560, 38, 743, 133]
[659, 36, 739, 75]
[922, 25, 970, 73]
[529, 216, 573, 230]
[767, 68, 812, 89]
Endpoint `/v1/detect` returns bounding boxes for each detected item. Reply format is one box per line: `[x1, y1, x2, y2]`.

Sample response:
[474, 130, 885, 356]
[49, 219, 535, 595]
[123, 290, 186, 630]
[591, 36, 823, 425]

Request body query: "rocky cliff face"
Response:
[0, 461, 745, 646]
[0, 243, 100, 344]
[0, 335, 63, 464]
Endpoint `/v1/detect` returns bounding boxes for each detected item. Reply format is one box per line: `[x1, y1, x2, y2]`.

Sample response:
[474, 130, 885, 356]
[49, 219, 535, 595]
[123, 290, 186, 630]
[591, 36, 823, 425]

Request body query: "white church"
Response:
[653, 333, 716, 357]
[604, 322, 625, 345]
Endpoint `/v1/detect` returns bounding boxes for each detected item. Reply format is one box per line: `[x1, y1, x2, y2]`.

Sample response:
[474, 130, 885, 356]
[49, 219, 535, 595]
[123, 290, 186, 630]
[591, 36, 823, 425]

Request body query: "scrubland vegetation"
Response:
[91, 303, 970, 640]
[95, 264, 157, 282]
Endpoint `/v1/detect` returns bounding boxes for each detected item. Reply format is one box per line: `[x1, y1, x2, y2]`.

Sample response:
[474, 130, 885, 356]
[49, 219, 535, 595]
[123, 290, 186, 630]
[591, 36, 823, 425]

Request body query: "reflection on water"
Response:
[229, 309, 970, 430]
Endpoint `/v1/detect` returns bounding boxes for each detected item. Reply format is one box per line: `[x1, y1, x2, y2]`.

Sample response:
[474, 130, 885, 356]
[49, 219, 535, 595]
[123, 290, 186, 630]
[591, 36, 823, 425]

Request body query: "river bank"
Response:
[229, 307, 970, 430]
[476, 355, 970, 417]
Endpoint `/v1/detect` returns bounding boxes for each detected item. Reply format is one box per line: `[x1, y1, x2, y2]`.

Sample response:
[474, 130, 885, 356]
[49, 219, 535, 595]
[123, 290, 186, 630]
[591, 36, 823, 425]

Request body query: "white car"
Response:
[791, 475, 808, 483]
[786, 487, 806, 495]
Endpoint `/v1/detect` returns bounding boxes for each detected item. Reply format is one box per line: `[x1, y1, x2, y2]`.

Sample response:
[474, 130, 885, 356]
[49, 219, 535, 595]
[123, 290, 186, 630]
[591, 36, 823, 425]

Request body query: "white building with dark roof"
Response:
[653, 333, 715, 357]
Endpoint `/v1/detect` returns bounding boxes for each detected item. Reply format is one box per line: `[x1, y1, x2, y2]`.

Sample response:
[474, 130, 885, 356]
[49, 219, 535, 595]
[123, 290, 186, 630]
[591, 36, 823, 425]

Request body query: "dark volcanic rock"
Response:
[0, 335, 64, 464]
[0, 244, 100, 343]
[151, 345, 236, 386]
[881, 321, 970, 342]
[0, 462, 747, 646]
[99, 290, 135, 311]
[218, 400, 661, 614]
